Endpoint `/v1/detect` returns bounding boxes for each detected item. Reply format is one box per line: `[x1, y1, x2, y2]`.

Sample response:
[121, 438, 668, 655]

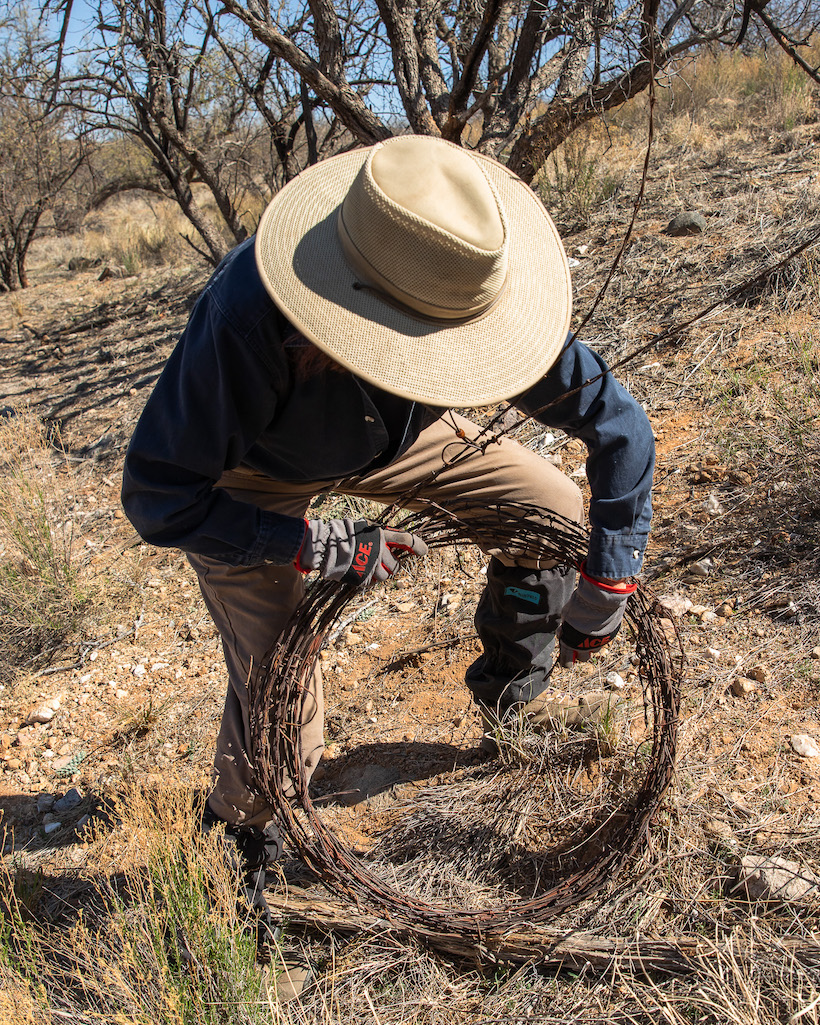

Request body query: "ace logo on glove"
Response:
[297, 517, 427, 587]
[351, 541, 375, 578]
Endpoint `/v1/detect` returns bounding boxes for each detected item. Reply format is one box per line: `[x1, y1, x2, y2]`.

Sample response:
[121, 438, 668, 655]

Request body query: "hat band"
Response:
[336, 208, 507, 326]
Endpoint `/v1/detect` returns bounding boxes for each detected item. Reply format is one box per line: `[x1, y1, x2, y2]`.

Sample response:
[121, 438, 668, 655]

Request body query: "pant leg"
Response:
[465, 559, 575, 709]
[189, 470, 329, 829]
[336, 413, 584, 709]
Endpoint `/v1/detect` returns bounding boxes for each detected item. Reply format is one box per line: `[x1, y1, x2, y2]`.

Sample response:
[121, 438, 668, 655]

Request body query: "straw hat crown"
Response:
[338, 137, 509, 321]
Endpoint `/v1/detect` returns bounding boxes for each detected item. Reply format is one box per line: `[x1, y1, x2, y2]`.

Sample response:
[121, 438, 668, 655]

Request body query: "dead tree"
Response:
[0, 15, 87, 290]
[61, 0, 271, 264]
[217, 0, 820, 183]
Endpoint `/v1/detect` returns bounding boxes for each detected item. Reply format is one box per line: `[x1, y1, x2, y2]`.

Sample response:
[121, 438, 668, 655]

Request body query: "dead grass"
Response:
[0, 410, 89, 683]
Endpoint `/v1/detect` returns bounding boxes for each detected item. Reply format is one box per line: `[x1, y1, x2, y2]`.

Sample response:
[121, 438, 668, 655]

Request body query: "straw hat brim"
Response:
[255, 146, 572, 409]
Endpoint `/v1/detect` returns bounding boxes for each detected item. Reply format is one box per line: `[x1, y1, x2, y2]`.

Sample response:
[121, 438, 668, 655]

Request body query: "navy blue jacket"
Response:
[122, 239, 654, 579]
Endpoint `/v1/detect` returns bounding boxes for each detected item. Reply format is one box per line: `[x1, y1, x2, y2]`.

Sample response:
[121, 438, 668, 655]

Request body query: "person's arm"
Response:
[513, 334, 655, 580]
[121, 288, 306, 567]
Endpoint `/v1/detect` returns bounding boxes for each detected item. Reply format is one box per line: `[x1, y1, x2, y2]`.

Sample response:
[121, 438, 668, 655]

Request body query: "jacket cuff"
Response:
[248, 510, 307, 566]
[585, 530, 649, 580]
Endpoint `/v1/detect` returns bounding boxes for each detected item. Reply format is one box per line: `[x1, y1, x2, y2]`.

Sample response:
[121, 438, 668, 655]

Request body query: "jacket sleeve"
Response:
[513, 335, 655, 579]
[121, 288, 306, 567]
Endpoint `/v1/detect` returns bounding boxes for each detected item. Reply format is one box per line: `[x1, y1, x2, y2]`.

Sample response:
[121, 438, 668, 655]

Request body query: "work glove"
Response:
[295, 517, 427, 587]
[558, 563, 636, 667]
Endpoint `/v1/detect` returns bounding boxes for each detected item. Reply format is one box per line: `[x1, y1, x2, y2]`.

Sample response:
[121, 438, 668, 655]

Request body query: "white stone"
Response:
[115, 689, 129, 699]
[25, 705, 55, 725]
[735, 855, 818, 904]
[659, 593, 692, 618]
[790, 734, 820, 758]
[704, 494, 724, 516]
[605, 672, 626, 690]
[132, 664, 146, 677]
[731, 678, 755, 698]
[43, 821, 62, 835]
[706, 647, 721, 661]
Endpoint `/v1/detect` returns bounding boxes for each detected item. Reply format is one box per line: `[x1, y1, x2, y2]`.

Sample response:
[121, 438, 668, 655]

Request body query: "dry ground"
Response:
[1, 95, 820, 1023]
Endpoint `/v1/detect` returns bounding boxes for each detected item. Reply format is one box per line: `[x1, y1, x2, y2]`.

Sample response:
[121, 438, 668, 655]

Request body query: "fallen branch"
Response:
[268, 887, 820, 973]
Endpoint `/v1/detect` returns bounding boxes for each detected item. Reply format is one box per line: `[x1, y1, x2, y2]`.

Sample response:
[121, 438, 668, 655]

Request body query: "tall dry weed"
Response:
[0, 408, 86, 683]
[0, 782, 290, 1025]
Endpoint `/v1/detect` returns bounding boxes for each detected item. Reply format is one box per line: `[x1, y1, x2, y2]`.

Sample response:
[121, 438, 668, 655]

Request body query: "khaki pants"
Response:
[190, 413, 583, 828]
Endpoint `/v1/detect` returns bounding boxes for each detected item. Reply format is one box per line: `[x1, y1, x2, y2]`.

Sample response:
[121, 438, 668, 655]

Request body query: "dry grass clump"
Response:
[0, 782, 291, 1025]
[0, 409, 88, 683]
[356, 696, 652, 908]
[81, 197, 193, 273]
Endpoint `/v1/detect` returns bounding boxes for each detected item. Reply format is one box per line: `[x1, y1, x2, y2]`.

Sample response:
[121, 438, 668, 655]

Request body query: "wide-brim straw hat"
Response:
[255, 135, 572, 408]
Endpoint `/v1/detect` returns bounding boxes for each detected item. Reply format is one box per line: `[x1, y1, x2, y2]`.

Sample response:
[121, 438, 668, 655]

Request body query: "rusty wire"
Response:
[250, 500, 681, 940]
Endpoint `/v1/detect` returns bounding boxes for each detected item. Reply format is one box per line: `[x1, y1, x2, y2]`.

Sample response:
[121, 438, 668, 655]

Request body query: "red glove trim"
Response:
[579, 560, 638, 594]
[293, 518, 310, 575]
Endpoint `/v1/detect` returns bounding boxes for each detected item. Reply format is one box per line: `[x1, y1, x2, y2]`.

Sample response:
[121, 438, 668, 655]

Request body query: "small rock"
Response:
[731, 678, 756, 698]
[659, 593, 693, 618]
[791, 734, 820, 758]
[733, 855, 819, 904]
[25, 704, 56, 725]
[132, 664, 146, 677]
[811, 647, 820, 660]
[688, 558, 714, 578]
[44, 821, 63, 835]
[394, 601, 415, 613]
[747, 666, 768, 683]
[665, 211, 707, 236]
[606, 672, 626, 690]
[115, 689, 129, 699]
[37, 793, 55, 813]
[715, 603, 733, 618]
[6, 757, 21, 770]
[706, 647, 722, 661]
[704, 494, 724, 517]
[53, 788, 83, 815]
[500, 407, 522, 430]
[705, 818, 736, 846]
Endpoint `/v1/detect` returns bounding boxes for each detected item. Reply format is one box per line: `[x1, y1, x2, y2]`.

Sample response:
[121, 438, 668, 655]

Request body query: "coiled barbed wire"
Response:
[249, 500, 681, 941]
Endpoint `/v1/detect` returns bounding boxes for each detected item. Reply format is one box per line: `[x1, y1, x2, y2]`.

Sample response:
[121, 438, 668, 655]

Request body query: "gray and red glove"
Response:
[558, 563, 637, 667]
[295, 518, 427, 587]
